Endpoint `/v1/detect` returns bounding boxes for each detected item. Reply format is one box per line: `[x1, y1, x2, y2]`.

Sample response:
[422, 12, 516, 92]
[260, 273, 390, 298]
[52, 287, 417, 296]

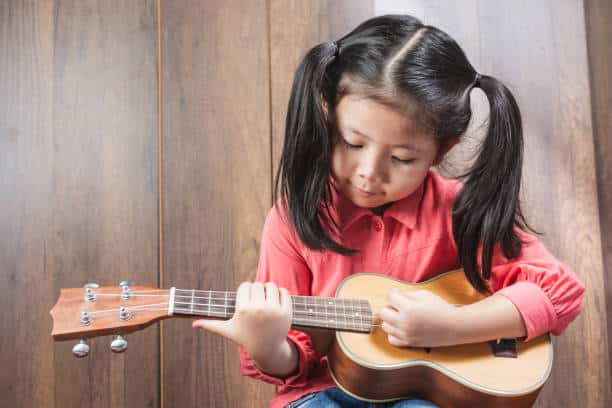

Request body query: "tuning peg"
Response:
[110, 335, 128, 353]
[72, 339, 90, 358]
[120, 281, 134, 300]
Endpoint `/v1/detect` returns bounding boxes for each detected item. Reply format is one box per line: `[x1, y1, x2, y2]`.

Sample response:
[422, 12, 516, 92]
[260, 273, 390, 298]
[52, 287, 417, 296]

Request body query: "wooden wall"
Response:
[585, 0, 612, 395]
[0, 0, 609, 407]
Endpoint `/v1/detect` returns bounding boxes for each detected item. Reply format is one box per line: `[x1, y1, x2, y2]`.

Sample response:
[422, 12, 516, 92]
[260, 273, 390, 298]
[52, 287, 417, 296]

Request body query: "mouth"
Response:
[352, 184, 378, 197]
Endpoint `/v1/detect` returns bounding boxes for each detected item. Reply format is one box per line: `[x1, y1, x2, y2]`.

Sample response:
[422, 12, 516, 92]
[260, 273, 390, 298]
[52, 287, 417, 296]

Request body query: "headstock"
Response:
[50, 281, 172, 357]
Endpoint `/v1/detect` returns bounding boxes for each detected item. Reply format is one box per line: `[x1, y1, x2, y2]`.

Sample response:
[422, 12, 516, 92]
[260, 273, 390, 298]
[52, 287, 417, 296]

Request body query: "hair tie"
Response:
[331, 41, 340, 58]
[473, 72, 482, 87]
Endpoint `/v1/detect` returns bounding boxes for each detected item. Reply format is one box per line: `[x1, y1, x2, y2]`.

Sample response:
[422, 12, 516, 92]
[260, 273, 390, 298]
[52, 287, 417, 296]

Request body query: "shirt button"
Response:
[373, 220, 382, 231]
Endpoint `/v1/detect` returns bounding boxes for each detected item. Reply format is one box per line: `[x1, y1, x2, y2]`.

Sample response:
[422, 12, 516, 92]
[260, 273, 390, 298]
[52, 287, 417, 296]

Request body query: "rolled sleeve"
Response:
[495, 280, 558, 341]
[238, 203, 318, 387]
[239, 330, 318, 388]
[487, 231, 586, 342]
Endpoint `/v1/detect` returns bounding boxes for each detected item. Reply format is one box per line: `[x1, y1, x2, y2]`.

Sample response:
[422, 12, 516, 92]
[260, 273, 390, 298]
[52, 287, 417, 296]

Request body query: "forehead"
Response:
[336, 95, 434, 149]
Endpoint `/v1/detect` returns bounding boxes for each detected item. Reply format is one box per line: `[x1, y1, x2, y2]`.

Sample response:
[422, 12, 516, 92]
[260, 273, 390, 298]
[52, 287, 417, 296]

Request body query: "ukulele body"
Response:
[323, 271, 552, 408]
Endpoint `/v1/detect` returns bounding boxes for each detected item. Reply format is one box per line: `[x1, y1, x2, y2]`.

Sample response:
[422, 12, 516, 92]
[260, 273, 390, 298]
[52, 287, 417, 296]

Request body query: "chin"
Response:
[350, 194, 385, 208]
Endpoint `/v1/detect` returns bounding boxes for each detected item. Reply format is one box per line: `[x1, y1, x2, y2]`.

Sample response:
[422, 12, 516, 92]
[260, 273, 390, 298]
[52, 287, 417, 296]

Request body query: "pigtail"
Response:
[274, 41, 356, 255]
[453, 75, 536, 293]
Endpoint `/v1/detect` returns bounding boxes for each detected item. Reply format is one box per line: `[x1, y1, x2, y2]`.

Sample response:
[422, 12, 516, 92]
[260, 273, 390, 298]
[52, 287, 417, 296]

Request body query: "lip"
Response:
[353, 185, 378, 197]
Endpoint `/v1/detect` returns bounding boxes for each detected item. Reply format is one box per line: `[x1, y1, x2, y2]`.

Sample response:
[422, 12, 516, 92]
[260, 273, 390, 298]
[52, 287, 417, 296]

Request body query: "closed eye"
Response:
[393, 157, 415, 164]
[342, 139, 415, 164]
[341, 138, 361, 149]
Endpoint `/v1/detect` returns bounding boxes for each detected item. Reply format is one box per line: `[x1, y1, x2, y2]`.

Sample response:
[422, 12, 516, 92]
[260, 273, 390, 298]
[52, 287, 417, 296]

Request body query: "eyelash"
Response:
[341, 139, 415, 164]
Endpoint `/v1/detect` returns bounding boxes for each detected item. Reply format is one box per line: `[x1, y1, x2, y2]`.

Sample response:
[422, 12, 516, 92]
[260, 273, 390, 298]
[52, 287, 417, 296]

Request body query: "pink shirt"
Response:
[239, 170, 585, 408]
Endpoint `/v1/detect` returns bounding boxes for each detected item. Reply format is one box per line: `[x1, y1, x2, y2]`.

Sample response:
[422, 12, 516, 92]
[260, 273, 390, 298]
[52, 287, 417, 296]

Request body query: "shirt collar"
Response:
[328, 174, 426, 232]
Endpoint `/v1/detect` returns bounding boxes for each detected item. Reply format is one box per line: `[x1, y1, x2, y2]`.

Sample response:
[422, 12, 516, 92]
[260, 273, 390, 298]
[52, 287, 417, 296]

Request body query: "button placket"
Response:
[373, 218, 383, 231]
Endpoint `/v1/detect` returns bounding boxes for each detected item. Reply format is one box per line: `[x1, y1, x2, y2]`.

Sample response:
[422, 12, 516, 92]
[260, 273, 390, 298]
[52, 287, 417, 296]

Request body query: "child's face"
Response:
[331, 94, 441, 210]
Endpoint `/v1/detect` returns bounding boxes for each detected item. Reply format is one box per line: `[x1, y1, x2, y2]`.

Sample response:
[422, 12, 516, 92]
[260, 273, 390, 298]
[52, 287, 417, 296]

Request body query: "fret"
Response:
[190, 289, 195, 314]
[224, 291, 229, 319]
[207, 290, 211, 317]
[307, 296, 315, 317]
[340, 298, 350, 331]
[320, 297, 328, 329]
[348, 297, 355, 331]
[292, 295, 306, 318]
[361, 299, 372, 329]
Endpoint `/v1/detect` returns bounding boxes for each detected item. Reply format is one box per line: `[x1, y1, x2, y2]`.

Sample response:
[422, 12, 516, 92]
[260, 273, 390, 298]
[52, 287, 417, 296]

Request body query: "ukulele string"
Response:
[84, 301, 377, 328]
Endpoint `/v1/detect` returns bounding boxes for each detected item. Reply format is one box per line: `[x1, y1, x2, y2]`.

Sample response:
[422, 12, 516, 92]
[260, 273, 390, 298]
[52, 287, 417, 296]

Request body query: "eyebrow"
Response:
[346, 126, 423, 152]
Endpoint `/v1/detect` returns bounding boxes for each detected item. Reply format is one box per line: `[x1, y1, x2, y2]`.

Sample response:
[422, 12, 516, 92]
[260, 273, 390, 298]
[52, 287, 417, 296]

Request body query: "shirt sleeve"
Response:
[444, 179, 585, 343]
[238, 203, 320, 388]
[485, 229, 586, 342]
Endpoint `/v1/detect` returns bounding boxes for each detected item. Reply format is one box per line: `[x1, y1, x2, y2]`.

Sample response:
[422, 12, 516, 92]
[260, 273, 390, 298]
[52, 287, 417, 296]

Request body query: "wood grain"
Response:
[160, 0, 272, 406]
[0, 0, 160, 407]
[51, 1, 160, 407]
[584, 0, 612, 397]
[2, 1, 610, 407]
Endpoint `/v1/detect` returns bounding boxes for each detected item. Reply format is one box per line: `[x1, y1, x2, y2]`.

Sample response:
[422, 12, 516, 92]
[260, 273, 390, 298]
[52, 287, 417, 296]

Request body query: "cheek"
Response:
[388, 163, 431, 192]
[331, 147, 350, 174]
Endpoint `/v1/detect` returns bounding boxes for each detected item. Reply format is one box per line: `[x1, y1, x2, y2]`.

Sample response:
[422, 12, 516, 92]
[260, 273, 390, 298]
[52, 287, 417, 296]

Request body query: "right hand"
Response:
[192, 281, 293, 361]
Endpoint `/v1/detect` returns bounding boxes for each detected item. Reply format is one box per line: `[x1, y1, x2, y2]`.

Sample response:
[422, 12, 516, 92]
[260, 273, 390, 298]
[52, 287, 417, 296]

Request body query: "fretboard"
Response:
[170, 289, 373, 333]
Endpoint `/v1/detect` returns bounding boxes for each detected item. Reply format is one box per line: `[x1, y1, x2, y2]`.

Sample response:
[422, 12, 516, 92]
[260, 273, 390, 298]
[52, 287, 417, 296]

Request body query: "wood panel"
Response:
[585, 0, 612, 393]
[0, 0, 160, 407]
[2, 1, 609, 407]
[160, 0, 272, 406]
[0, 2, 55, 407]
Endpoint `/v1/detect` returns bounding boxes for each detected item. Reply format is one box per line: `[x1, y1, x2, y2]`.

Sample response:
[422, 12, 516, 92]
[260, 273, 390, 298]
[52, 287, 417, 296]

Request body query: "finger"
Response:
[192, 318, 233, 340]
[264, 282, 280, 305]
[386, 287, 411, 309]
[378, 306, 402, 326]
[279, 287, 293, 316]
[387, 334, 405, 347]
[400, 289, 418, 298]
[235, 282, 251, 309]
[251, 282, 265, 303]
[381, 321, 401, 338]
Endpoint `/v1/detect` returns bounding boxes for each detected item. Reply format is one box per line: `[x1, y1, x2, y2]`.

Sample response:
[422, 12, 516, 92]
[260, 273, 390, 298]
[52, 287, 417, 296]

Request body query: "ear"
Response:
[432, 138, 460, 167]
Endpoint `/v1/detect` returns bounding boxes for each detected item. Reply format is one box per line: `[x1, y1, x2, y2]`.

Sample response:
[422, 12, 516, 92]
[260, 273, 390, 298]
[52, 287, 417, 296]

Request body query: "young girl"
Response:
[193, 14, 585, 408]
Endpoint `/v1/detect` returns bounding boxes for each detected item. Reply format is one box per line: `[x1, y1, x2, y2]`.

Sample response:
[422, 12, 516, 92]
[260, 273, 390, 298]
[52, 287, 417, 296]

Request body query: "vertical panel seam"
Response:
[267, 0, 273, 206]
[157, 0, 164, 407]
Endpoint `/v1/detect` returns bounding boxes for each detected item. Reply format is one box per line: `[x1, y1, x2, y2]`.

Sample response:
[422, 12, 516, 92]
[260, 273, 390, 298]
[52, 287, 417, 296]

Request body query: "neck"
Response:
[170, 288, 373, 333]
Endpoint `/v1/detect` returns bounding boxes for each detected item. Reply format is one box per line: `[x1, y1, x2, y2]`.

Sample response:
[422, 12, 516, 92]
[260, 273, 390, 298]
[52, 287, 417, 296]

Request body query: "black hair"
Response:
[273, 14, 537, 294]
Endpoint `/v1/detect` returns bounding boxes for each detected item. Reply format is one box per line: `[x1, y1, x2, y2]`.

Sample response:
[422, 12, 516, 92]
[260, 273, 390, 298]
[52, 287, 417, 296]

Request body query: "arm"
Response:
[445, 180, 585, 343]
[380, 180, 585, 347]
[238, 203, 319, 387]
[451, 293, 527, 343]
[380, 232, 584, 347]
[479, 230, 586, 342]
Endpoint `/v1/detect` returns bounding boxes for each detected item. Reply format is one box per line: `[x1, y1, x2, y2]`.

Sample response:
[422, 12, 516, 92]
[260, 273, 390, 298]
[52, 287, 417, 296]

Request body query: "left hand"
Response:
[378, 288, 460, 348]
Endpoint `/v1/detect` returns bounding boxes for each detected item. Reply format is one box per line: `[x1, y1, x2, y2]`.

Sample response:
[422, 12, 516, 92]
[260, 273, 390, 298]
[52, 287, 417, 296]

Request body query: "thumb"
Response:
[192, 319, 233, 338]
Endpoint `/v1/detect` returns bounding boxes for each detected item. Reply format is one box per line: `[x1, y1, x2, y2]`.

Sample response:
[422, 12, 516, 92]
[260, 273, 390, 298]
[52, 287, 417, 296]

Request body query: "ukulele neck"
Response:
[169, 288, 373, 333]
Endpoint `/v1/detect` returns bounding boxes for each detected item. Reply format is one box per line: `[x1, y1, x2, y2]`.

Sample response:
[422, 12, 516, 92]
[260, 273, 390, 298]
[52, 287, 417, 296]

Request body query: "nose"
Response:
[357, 151, 385, 183]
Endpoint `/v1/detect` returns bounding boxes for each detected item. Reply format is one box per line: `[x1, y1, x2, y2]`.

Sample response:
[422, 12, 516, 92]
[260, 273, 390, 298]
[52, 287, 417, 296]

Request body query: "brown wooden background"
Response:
[1, 0, 610, 407]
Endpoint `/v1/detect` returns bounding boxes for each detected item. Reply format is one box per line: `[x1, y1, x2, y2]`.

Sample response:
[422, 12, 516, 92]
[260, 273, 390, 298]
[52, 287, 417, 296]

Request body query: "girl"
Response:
[193, 14, 585, 408]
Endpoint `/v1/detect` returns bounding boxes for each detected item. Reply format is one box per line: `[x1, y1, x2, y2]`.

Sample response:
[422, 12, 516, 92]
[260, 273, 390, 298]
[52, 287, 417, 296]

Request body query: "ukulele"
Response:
[50, 269, 552, 408]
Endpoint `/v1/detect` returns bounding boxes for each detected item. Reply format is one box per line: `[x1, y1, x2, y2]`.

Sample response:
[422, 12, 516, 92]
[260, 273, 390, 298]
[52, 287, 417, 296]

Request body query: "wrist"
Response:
[251, 338, 299, 378]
